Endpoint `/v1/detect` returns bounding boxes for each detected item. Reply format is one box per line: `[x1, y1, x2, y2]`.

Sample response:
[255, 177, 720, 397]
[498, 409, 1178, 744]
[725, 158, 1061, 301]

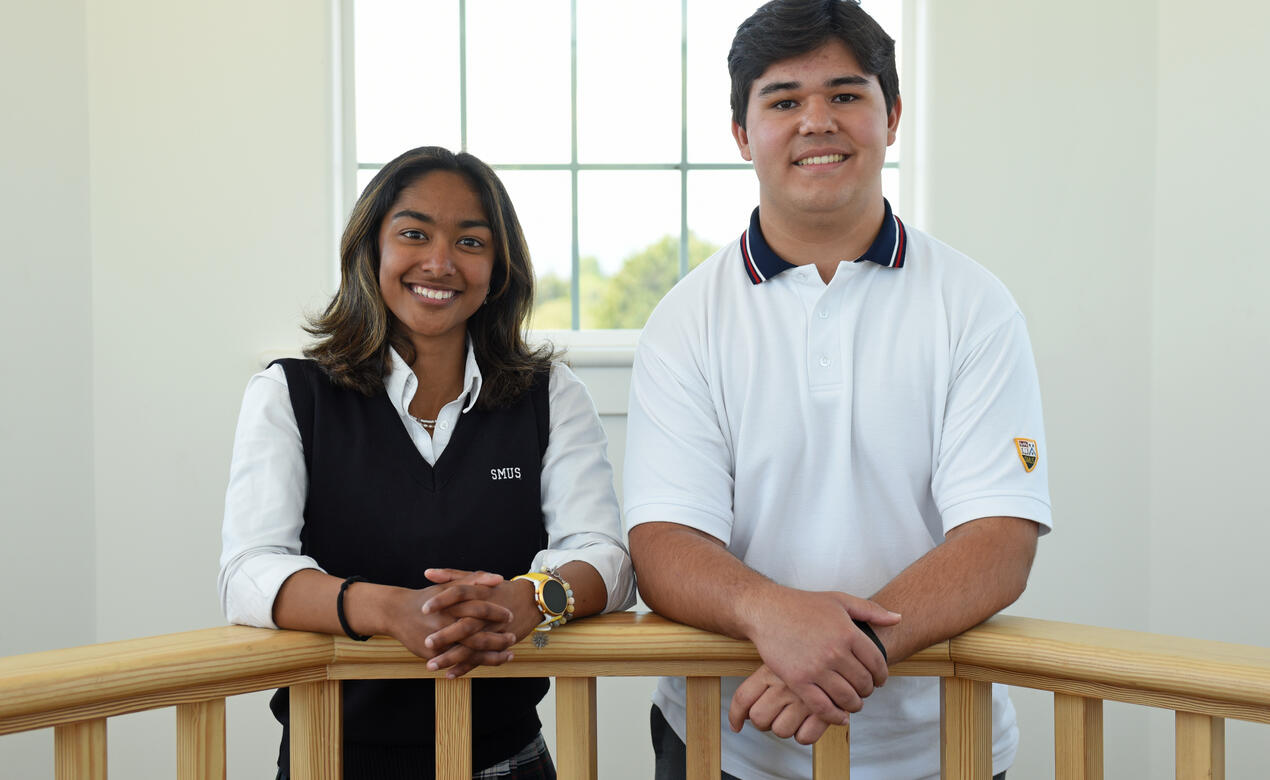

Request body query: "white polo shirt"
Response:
[624, 202, 1051, 780]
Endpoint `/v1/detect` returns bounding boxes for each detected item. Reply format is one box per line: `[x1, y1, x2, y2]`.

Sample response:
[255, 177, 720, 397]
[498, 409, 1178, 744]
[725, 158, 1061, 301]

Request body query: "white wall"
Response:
[1148, 0, 1270, 774]
[920, 1, 1159, 776]
[82, 0, 337, 775]
[0, 0, 95, 772]
[3, 1, 1270, 778]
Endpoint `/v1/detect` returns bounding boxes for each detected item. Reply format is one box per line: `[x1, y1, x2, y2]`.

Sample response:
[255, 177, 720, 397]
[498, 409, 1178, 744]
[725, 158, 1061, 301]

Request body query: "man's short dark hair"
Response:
[728, 0, 899, 129]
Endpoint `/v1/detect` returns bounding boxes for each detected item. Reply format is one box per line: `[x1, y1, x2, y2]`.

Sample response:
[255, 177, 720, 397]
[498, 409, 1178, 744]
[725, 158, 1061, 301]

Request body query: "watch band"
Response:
[512, 570, 575, 630]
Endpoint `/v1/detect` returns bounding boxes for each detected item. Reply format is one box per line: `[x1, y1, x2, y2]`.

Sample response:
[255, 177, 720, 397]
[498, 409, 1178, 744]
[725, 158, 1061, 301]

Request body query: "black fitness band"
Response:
[336, 575, 372, 641]
[853, 619, 888, 663]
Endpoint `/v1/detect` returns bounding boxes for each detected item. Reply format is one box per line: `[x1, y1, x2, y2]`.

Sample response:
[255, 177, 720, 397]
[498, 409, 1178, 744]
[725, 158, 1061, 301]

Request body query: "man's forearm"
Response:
[869, 515, 1039, 663]
[628, 521, 772, 640]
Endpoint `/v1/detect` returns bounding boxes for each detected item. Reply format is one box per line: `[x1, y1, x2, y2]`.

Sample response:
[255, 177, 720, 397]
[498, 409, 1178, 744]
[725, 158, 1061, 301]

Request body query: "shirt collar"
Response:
[739, 198, 908, 285]
[385, 339, 483, 416]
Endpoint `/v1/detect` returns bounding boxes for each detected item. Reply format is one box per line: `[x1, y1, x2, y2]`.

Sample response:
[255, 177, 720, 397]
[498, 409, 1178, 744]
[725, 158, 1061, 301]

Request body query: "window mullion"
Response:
[569, 0, 580, 330]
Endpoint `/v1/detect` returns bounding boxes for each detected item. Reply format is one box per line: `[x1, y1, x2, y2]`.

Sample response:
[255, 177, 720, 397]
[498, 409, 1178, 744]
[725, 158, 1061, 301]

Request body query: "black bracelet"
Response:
[336, 576, 371, 642]
[853, 619, 888, 663]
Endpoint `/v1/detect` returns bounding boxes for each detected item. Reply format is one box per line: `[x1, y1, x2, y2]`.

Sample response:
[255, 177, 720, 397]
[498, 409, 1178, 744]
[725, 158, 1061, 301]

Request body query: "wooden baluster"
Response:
[54, 718, 107, 780]
[940, 678, 992, 780]
[556, 677, 598, 780]
[812, 722, 850, 778]
[290, 680, 342, 780]
[686, 677, 721, 780]
[1054, 694, 1102, 780]
[1175, 711, 1225, 780]
[436, 677, 472, 780]
[177, 698, 226, 780]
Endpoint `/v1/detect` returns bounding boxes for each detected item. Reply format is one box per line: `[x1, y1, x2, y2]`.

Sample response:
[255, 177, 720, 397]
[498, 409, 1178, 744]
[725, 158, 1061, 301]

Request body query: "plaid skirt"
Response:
[275, 733, 555, 780]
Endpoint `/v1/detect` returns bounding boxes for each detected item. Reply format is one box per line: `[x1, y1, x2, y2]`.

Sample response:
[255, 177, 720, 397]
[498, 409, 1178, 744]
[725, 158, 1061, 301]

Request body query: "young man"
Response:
[623, 2, 1051, 778]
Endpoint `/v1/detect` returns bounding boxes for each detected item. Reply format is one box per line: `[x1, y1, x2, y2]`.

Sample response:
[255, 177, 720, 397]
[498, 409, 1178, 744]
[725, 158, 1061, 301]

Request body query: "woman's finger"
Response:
[421, 583, 494, 614]
[425, 568, 504, 587]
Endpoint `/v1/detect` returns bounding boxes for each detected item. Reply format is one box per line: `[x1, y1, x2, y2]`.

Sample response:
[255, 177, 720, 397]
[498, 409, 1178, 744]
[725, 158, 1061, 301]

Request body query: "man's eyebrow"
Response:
[390, 210, 491, 230]
[827, 75, 870, 88]
[756, 74, 871, 98]
[756, 80, 800, 97]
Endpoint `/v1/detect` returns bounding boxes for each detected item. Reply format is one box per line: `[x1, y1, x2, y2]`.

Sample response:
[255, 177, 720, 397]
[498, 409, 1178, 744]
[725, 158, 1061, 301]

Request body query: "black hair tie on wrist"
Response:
[337, 576, 372, 642]
[853, 619, 888, 664]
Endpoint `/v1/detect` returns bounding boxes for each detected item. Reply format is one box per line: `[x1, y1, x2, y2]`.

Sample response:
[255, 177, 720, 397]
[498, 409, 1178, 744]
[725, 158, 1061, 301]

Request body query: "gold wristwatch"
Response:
[512, 570, 574, 646]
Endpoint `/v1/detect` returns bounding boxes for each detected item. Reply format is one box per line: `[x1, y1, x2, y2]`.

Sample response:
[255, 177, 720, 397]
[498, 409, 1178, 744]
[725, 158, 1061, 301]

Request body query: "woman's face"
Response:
[377, 170, 496, 355]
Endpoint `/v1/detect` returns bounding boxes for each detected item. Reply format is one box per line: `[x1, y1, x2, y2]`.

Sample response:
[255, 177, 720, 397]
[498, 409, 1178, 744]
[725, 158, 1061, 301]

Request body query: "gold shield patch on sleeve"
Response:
[1014, 438, 1039, 472]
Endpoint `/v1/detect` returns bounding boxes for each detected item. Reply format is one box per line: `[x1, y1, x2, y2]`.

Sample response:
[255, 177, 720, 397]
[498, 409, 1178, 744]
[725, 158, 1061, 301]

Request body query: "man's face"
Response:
[733, 39, 900, 223]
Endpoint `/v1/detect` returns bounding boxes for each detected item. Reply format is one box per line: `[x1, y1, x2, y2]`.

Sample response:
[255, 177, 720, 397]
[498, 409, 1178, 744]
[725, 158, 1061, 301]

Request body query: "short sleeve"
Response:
[932, 312, 1052, 534]
[623, 318, 736, 545]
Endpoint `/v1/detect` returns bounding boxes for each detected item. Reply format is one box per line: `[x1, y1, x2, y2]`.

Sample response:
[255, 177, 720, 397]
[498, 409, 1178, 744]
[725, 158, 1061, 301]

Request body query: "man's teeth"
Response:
[796, 154, 846, 166]
[410, 285, 456, 300]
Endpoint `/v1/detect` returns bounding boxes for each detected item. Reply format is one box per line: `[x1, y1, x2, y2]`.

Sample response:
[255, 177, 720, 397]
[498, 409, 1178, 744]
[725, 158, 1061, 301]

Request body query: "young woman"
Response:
[219, 146, 635, 779]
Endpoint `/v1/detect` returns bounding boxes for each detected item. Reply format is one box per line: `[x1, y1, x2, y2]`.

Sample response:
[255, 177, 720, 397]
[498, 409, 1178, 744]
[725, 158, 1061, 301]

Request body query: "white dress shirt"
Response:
[220, 344, 635, 628]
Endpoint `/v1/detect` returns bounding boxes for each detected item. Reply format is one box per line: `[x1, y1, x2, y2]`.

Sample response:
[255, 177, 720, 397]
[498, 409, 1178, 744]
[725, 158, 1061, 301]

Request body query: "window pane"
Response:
[687, 1, 754, 163]
[687, 169, 758, 251]
[882, 166, 900, 212]
[578, 171, 681, 329]
[355, 167, 379, 203]
[577, 2, 681, 163]
[497, 170, 573, 330]
[354, 1, 461, 162]
[467, 1, 571, 163]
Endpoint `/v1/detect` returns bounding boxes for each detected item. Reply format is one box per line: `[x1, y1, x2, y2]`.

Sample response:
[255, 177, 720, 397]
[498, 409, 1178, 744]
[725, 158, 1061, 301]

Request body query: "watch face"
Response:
[541, 579, 568, 615]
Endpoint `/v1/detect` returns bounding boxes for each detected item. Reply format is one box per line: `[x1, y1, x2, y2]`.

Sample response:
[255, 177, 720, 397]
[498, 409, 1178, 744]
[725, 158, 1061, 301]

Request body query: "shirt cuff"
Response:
[533, 542, 635, 614]
[941, 495, 1053, 536]
[223, 552, 325, 629]
[624, 502, 735, 548]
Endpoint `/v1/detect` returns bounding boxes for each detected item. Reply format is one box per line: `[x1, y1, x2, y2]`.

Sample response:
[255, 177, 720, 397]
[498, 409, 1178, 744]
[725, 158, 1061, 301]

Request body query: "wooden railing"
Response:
[2, 613, 1269, 779]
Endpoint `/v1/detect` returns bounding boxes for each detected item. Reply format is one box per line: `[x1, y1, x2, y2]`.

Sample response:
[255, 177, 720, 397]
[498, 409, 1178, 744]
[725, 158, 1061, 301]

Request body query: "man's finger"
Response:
[729, 675, 768, 732]
[795, 714, 834, 745]
[840, 595, 901, 627]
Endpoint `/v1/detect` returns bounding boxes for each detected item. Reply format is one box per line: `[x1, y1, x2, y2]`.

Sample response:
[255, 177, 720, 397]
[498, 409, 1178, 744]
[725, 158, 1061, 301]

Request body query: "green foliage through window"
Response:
[532, 232, 719, 330]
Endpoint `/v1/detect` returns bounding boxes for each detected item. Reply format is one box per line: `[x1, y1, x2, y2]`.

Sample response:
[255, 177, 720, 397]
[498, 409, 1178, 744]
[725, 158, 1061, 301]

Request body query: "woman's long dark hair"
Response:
[304, 146, 554, 409]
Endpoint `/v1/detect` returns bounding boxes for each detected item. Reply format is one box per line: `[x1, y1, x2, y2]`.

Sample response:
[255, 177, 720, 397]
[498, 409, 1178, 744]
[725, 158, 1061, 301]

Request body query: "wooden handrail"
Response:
[949, 616, 1270, 723]
[3, 613, 1269, 778]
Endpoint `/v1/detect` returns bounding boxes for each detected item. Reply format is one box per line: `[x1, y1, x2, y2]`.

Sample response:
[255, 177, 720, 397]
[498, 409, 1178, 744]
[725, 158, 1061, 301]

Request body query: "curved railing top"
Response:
[3, 613, 1269, 736]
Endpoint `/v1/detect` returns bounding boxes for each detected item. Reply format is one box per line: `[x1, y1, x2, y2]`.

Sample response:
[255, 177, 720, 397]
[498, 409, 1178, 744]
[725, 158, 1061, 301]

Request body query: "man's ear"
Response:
[886, 94, 902, 146]
[732, 120, 753, 162]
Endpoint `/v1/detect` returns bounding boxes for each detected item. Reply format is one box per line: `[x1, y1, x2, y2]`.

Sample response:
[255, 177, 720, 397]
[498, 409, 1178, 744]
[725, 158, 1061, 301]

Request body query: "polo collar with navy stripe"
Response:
[739, 198, 908, 285]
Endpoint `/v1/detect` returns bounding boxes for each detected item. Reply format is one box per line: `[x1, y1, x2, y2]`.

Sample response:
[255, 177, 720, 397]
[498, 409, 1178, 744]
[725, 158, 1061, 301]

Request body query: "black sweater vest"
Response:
[269, 358, 551, 778]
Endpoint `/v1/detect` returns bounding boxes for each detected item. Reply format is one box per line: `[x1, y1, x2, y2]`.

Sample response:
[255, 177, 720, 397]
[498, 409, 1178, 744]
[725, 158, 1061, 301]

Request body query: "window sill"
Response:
[258, 330, 641, 371]
[531, 329, 639, 368]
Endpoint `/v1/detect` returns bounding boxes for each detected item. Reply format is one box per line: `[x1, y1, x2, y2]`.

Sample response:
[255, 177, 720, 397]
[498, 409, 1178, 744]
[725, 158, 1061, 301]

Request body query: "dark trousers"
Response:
[651, 704, 1006, 780]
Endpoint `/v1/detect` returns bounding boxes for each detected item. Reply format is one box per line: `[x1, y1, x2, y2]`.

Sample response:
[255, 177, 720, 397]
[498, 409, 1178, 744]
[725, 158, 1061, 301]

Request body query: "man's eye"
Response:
[773, 99, 797, 110]
[833, 93, 859, 103]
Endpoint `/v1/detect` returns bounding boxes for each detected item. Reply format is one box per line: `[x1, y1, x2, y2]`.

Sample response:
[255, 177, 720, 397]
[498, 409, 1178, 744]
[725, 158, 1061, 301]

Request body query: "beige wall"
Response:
[3, 0, 1269, 777]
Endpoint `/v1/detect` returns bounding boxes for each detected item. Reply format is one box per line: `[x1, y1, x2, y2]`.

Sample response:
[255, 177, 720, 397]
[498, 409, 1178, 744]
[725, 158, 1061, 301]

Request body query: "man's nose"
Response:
[799, 99, 838, 134]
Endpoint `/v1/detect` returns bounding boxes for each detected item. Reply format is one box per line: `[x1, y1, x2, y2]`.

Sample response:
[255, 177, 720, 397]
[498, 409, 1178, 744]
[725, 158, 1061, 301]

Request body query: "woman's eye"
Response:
[402, 229, 426, 240]
[458, 237, 485, 249]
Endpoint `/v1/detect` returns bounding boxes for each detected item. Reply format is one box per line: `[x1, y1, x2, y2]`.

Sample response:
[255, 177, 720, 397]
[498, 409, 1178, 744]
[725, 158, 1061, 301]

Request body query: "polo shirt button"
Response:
[439, 421, 450, 430]
[818, 309, 829, 319]
[819, 356, 831, 368]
